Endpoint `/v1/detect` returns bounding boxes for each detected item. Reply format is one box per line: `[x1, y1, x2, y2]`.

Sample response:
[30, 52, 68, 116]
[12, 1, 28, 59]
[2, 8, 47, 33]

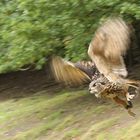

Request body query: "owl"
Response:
[50, 18, 139, 116]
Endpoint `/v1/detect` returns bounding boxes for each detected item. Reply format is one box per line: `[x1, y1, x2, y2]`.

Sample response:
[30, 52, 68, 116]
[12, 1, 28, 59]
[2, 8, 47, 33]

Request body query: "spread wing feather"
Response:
[88, 17, 131, 82]
[50, 56, 91, 86]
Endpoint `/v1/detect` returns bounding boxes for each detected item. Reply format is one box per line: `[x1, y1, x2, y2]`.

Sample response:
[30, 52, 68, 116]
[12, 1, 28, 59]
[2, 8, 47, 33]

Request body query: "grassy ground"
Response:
[0, 88, 140, 140]
[0, 66, 140, 140]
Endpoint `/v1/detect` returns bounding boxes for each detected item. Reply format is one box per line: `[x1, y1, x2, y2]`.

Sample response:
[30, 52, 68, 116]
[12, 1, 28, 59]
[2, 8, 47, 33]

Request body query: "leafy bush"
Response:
[0, 0, 140, 73]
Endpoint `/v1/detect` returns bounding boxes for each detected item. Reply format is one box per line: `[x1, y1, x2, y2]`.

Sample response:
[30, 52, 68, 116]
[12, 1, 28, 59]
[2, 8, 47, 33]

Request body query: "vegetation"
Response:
[0, 89, 140, 140]
[0, 0, 140, 73]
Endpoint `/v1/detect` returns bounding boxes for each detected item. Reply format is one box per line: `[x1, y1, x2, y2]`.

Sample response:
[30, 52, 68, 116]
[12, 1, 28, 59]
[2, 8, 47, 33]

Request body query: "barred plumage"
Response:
[50, 17, 140, 116]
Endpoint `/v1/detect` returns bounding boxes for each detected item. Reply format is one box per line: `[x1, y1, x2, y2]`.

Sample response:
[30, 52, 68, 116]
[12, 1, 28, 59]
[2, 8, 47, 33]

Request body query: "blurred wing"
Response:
[88, 17, 131, 82]
[50, 56, 91, 86]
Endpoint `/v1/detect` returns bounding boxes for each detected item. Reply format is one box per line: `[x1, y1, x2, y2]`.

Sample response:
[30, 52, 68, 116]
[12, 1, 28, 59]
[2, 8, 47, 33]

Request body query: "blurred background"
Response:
[0, 0, 140, 140]
[0, 0, 140, 73]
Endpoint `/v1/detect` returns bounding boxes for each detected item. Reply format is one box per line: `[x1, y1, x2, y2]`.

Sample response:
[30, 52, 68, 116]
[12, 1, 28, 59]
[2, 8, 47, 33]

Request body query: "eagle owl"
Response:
[50, 18, 139, 116]
[51, 18, 131, 85]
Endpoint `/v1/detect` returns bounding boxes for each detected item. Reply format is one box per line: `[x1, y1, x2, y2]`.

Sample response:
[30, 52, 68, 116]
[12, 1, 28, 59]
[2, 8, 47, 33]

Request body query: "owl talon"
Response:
[128, 109, 136, 117]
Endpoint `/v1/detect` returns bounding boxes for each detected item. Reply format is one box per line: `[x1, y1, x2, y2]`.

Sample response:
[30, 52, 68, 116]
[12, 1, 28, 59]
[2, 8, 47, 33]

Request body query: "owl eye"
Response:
[92, 83, 99, 87]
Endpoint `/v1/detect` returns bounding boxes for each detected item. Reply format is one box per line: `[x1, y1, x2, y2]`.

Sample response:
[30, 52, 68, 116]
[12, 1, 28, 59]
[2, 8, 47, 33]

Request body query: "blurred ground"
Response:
[0, 64, 140, 140]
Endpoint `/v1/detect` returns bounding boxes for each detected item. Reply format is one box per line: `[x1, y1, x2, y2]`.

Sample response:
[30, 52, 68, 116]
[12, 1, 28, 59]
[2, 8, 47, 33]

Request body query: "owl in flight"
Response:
[50, 18, 140, 116]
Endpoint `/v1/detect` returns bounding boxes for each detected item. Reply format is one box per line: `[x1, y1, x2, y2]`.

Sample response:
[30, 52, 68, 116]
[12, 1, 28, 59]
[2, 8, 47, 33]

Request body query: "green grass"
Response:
[14, 120, 59, 140]
[62, 129, 81, 140]
[95, 120, 140, 140]
[0, 89, 140, 140]
[81, 117, 119, 140]
[115, 120, 140, 140]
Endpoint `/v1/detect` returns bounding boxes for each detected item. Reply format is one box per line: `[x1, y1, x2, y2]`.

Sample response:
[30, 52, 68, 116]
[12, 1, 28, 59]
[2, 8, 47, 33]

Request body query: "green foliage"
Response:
[0, 0, 140, 73]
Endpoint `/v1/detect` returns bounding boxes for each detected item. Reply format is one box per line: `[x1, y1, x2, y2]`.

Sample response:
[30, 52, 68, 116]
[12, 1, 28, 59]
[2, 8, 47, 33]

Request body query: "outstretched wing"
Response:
[88, 17, 131, 83]
[50, 56, 92, 86]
